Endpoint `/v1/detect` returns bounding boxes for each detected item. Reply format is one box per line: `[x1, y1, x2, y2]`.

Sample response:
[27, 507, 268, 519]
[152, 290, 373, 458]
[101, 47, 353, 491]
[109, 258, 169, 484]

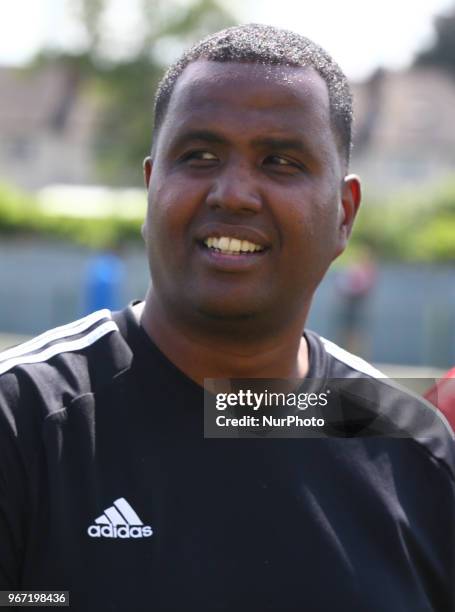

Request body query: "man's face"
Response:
[143, 61, 359, 328]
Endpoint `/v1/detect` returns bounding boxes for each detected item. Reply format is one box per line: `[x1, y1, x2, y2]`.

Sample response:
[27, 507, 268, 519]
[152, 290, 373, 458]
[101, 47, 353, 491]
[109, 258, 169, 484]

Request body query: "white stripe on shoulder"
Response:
[0, 320, 118, 376]
[319, 336, 388, 378]
[320, 336, 455, 440]
[0, 309, 112, 363]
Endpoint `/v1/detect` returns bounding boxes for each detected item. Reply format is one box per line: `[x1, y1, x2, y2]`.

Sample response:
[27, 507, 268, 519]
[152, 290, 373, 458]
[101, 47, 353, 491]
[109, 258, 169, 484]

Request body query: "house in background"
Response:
[351, 67, 455, 194]
[0, 64, 98, 190]
[1, 63, 455, 195]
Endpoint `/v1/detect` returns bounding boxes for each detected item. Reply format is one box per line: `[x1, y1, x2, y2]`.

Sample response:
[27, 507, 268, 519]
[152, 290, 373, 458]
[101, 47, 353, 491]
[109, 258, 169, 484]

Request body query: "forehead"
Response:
[160, 60, 333, 141]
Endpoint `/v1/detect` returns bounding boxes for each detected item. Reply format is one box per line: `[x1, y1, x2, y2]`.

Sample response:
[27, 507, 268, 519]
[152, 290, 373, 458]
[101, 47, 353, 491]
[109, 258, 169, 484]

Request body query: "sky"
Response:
[0, 0, 453, 80]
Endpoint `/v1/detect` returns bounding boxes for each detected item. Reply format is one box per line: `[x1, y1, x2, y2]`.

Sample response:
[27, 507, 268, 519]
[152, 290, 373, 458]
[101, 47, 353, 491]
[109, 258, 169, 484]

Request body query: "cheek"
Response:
[148, 172, 206, 233]
[283, 192, 338, 240]
[147, 183, 185, 239]
[277, 188, 340, 271]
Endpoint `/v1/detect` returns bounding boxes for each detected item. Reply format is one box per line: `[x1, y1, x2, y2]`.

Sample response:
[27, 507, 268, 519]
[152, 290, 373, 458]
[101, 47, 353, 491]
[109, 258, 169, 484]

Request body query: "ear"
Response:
[141, 157, 153, 242]
[143, 156, 152, 188]
[334, 174, 361, 258]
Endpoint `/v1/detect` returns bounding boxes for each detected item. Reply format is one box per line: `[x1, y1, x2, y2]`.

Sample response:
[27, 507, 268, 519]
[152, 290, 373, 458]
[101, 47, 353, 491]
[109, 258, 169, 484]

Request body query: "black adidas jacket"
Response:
[0, 304, 454, 611]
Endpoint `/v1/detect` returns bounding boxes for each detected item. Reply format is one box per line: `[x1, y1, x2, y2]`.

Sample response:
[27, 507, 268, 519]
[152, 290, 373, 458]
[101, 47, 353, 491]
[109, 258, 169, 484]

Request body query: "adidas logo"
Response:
[87, 497, 153, 539]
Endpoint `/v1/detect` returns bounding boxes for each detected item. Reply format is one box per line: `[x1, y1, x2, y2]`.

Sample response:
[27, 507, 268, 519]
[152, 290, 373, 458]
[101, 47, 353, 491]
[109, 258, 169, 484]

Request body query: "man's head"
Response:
[153, 23, 353, 165]
[142, 25, 360, 339]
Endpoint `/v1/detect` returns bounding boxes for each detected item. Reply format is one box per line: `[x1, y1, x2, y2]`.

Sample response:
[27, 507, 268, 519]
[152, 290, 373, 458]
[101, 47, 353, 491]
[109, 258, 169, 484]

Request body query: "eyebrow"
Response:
[171, 130, 309, 154]
[171, 130, 228, 148]
[250, 136, 308, 153]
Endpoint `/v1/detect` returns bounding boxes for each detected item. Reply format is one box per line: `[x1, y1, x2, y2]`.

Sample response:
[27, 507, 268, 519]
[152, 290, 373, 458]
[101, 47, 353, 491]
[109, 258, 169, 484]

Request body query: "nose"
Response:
[205, 159, 262, 214]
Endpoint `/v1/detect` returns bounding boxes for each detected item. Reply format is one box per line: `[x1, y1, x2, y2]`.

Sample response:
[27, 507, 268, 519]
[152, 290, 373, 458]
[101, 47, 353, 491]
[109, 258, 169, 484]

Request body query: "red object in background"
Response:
[424, 367, 455, 433]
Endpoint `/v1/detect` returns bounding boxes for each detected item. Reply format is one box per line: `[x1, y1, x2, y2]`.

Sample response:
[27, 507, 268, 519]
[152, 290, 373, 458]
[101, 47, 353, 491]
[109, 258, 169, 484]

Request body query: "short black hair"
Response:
[153, 23, 353, 163]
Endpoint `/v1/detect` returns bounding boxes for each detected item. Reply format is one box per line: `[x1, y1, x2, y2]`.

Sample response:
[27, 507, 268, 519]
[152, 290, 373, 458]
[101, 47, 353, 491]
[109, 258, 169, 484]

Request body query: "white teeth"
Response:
[203, 236, 264, 254]
[218, 237, 230, 250]
[229, 238, 241, 252]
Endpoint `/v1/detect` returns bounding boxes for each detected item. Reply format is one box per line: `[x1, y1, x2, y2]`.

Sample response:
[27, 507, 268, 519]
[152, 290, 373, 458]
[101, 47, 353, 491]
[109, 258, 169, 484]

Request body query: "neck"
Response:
[137, 289, 310, 387]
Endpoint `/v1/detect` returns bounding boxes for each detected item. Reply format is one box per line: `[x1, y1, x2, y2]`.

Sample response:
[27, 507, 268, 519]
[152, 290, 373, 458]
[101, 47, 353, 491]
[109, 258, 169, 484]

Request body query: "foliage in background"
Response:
[414, 4, 455, 75]
[4, 0, 455, 259]
[1, 179, 454, 261]
[33, 0, 235, 186]
[341, 179, 455, 263]
[0, 183, 140, 248]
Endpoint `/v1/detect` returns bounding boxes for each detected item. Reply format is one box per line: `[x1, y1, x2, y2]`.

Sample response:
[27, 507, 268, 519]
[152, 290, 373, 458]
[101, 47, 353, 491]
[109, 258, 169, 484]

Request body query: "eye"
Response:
[262, 154, 306, 176]
[267, 155, 291, 165]
[263, 155, 302, 171]
[180, 150, 219, 165]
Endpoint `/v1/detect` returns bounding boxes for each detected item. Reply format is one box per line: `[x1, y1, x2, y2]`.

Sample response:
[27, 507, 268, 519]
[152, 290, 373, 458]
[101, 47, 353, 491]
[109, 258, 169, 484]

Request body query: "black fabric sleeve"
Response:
[0, 373, 28, 588]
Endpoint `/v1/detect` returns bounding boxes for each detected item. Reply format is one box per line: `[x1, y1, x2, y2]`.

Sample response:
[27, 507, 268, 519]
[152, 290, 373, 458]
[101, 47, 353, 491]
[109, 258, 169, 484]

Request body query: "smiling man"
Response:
[0, 24, 454, 612]
[141, 56, 358, 382]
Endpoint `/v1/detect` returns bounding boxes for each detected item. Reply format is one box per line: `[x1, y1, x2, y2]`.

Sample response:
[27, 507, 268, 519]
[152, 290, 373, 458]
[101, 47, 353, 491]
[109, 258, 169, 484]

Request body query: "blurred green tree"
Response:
[35, 0, 235, 185]
[78, 0, 106, 54]
[2, 177, 454, 260]
[414, 4, 455, 74]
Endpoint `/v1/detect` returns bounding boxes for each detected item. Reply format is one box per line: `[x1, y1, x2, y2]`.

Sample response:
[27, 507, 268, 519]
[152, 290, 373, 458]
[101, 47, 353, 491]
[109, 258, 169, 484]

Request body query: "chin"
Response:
[188, 291, 266, 321]
[195, 302, 259, 322]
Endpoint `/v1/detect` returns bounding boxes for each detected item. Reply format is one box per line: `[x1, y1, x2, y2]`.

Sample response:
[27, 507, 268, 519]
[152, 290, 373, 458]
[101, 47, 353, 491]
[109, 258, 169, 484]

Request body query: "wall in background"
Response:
[1, 239, 454, 368]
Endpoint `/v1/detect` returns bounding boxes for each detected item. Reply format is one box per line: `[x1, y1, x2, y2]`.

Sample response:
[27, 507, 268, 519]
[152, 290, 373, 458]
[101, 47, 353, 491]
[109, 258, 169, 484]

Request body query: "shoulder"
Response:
[317, 334, 388, 379]
[0, 308, 132, 425]
[305, 330, 455, 481]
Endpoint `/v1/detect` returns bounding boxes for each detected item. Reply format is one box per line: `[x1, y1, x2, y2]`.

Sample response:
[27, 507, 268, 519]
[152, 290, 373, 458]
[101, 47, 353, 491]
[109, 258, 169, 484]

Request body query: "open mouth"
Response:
[202, 236, 266, 256]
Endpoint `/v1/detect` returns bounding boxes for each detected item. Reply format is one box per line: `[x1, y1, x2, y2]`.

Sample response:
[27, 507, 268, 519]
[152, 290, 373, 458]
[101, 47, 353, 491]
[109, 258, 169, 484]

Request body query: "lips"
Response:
[193, 223, 273, 272]
[197, 242, 267, 271]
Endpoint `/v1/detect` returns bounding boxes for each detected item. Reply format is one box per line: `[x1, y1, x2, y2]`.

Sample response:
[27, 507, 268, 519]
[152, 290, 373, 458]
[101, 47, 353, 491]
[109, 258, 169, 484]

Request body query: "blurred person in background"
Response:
[0, 24, 454, 612]
[84, 245, 125, 314]
[425, 367, 455, 431]
[335, 245, 377, 356]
